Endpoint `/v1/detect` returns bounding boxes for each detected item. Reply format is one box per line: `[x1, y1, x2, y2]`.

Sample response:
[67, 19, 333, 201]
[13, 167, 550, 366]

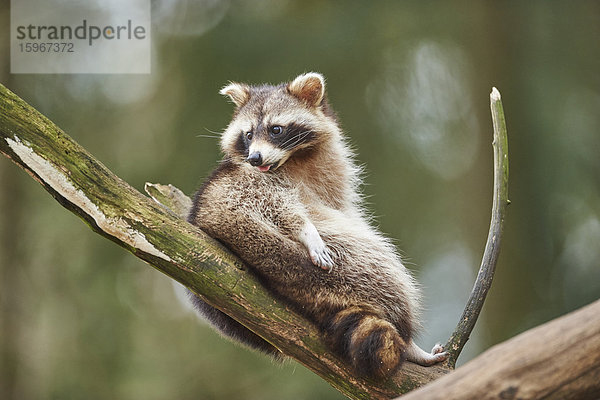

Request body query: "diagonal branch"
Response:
[444, 87, 510, 367]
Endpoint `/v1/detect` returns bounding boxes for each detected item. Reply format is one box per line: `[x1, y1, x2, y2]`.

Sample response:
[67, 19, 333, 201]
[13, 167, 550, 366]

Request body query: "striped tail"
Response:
[322, 305, 409, 379]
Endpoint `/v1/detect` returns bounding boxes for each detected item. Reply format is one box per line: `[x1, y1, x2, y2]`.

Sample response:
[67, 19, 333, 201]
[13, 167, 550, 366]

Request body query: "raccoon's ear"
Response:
[287, 72, 325, 107]
[220, 82, 250, 108]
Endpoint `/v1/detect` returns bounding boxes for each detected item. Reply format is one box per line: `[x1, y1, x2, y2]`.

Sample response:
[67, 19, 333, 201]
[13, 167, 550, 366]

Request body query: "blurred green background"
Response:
[1, 1, 599, 399]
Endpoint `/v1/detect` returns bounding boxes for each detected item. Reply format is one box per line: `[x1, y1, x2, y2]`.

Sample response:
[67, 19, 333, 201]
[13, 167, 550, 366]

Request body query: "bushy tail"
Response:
[322, 305, 408, 379]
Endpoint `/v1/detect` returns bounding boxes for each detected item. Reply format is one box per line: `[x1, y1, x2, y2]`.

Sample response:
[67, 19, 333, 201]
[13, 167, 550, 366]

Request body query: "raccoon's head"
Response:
[219, 72, 338, 172]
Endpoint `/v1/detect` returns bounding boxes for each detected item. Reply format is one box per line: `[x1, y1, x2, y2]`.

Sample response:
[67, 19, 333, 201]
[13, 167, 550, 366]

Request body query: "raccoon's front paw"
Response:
[299, 222, 334, 271]
[309, 244, 334, 271]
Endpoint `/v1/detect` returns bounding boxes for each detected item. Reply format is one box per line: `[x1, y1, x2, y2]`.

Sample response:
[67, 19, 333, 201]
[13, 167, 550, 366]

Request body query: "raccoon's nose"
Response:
[247, 152, 263, 166]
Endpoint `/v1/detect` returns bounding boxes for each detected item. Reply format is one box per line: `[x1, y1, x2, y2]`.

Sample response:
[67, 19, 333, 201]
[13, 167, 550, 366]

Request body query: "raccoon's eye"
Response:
[245, 131, 253, 140]
[270, 125, 283, 135]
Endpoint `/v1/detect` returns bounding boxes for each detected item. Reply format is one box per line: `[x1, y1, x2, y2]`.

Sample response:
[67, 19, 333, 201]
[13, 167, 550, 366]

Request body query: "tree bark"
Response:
[400, 299, 600, 400]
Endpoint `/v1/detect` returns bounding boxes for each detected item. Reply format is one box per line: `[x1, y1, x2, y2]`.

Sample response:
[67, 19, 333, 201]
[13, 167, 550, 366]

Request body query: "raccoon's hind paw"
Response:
[431, 343, 446, 355]
[427, 343, 448, 364]
[406, 341, 449, 366]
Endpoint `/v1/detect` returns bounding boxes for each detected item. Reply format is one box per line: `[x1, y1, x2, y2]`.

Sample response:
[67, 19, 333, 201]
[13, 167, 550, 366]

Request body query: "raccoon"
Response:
[187, 72, 447, 379]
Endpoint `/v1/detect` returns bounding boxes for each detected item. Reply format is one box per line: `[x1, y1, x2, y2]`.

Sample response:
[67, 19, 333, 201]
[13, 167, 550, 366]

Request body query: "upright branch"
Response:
[444, 87, 510, 367]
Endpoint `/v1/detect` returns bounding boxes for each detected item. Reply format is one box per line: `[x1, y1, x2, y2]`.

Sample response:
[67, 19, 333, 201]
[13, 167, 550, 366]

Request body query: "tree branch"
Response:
[444, 87, 510, 367]
[400, 299, 600, 400]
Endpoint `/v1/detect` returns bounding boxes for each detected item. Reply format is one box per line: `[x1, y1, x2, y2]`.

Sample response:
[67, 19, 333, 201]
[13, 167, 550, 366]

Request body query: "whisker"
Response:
[282, 135, 309, 151]
[196, 127, 223, 139]
[196, 134, 220, 139]
[204, 127, 223, 135]
[281, 130, 313, 150]
[280, 130, 312, 150]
